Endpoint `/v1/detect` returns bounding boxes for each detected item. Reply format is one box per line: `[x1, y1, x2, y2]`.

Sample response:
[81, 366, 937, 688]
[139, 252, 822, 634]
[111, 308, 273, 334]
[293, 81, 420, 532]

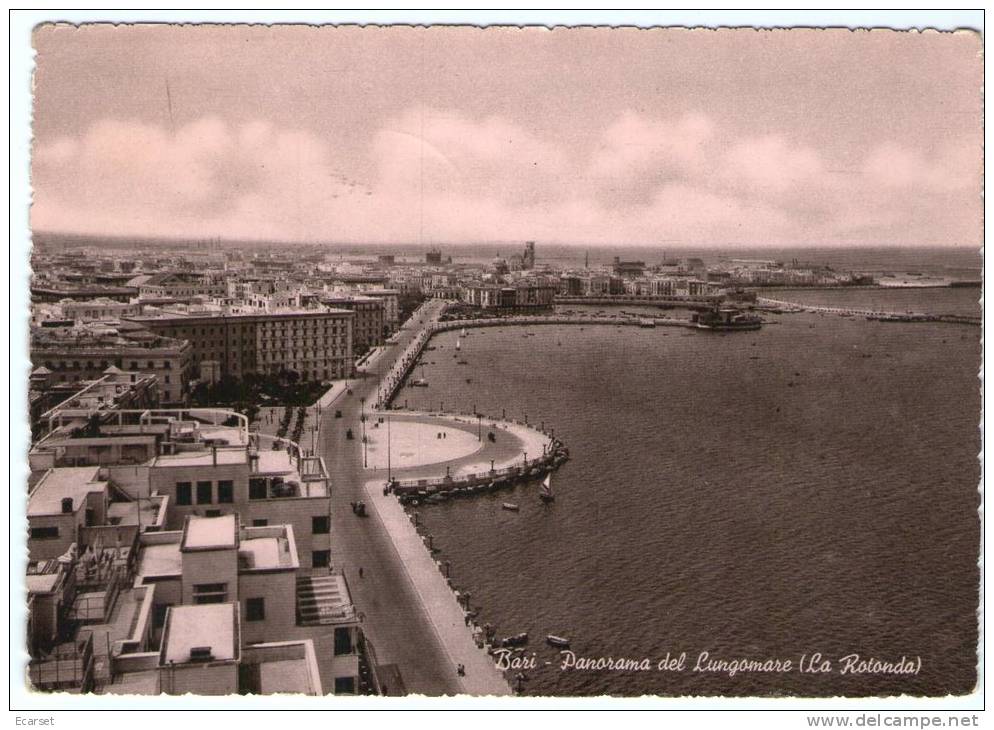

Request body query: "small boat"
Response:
[501, 502, 520, 512]
[539, 474, 554, 503]
[461, 328, 468, 337]
[501, 633, 529, 647]
[546, 635, 570, 649]
[410, 378, 429, 387]
[455, 338, 461, 351]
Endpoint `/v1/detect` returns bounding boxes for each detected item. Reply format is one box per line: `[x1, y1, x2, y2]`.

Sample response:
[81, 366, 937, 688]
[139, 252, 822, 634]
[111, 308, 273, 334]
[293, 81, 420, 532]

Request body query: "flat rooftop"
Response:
[107, 497, 164, 527]
[161, 604, 237, 665]
[136, 542, 182, 579]
[153, 448, 247, 469]
[238, 529, 297, 571]
[182, 514, 238, 551]
[26, 573, 61, 594]
[28, 466, 105, 516]
[255, 450, 296, 475]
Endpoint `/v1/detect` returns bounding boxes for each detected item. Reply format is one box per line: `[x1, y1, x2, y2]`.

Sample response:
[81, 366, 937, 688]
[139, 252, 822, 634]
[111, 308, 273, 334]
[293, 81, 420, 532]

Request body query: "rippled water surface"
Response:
[399, 290, 981, 697]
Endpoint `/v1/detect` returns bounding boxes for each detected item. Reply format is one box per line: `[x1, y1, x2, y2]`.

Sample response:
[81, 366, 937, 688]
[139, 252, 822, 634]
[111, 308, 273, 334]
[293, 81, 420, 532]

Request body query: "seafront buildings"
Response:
[24, 236, 890, 696]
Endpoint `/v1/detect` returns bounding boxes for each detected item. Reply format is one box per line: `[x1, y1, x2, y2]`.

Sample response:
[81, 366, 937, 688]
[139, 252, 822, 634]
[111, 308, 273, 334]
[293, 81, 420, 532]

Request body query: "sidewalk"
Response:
[314, 378, 350, 409]
[363, 478, 512, 696]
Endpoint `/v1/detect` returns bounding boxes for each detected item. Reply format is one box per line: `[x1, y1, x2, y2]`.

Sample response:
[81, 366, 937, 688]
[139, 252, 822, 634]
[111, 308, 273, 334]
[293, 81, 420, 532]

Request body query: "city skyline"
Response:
[31, 25, 982, 249]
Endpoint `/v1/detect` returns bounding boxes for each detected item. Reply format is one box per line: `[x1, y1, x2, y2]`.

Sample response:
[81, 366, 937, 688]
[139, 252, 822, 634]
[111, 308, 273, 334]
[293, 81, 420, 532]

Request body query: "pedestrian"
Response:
[457, 663, 465, 676]
[359, 566, 364, 578]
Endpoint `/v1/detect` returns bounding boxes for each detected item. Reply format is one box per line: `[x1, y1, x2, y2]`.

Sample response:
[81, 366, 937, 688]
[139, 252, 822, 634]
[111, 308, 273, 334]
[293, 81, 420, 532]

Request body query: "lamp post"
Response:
[477, 413, 482, 442]
[387, 413, 392, 481]
[360, 397, 367, 468]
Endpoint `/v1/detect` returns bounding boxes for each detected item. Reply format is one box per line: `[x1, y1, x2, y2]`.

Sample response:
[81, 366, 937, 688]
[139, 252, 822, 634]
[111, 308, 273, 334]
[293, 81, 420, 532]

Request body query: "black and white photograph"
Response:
[11, 11, 985, 718]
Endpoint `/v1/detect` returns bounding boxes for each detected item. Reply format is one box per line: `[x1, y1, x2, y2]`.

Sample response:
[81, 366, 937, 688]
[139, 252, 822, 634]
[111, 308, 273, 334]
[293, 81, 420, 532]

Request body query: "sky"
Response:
[30, 25, 983, 248]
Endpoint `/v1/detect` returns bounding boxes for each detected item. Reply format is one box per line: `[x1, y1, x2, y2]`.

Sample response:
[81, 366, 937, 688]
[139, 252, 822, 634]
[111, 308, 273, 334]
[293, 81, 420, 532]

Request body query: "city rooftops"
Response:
[160, 603, 239, 665]
[125, 306, 353, 323]
[181, 514, 238, 551]
[27, 466, 105, 517]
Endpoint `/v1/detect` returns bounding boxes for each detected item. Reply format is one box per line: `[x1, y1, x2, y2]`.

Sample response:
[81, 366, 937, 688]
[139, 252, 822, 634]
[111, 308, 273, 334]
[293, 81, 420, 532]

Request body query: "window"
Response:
[192, 583, 227, 604]
[205, 509, 222, 518]
[29, 526, 59, 540]
[176, 482, 192, 506]
[196, 481, 213, 505]
[252, 519, 268, 527]
[249, 478, 267, 500]
[334, 676, 356, 695]
[245, 597, 265, 622]
[312, 550, 330, 569]
[333, 627, 354, 656]
[217, 480, 234, 504]
[312, 516, 330, 535]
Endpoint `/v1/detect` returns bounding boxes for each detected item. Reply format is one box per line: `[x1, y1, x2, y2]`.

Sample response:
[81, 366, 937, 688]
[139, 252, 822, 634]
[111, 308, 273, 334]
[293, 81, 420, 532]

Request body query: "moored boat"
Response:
[501, 502, 520, 512]
[546, 635, 570, 649]
[501, 632, 529, 647]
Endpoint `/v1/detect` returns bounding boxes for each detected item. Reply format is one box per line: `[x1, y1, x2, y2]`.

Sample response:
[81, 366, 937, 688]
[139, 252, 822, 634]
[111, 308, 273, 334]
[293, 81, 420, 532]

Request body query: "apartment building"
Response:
[318, 295, 384, 355]
[30, 327, 193, 405]
[364, 289, 400, 331]
[126, 308, 354, 383]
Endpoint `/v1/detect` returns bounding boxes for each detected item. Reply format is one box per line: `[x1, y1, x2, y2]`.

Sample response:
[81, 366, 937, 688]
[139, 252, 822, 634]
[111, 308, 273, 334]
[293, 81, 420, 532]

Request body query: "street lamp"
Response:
[477, 414, 482, 442]
[360, 397, 368, 468]
[387, 413, 392, 481]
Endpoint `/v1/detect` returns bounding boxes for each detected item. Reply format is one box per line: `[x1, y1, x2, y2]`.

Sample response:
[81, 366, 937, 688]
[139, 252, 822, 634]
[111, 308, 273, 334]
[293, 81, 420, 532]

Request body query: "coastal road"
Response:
[315, 299, 464, 696]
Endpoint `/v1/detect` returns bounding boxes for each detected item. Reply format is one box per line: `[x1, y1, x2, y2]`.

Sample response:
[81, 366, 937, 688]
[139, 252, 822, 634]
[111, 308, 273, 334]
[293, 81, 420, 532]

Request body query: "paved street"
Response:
[315, 300, 472, 696]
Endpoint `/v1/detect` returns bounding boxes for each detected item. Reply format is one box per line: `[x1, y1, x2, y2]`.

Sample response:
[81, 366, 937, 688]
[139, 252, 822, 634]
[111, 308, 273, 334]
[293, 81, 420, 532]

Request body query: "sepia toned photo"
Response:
[19, 20, 982, 703]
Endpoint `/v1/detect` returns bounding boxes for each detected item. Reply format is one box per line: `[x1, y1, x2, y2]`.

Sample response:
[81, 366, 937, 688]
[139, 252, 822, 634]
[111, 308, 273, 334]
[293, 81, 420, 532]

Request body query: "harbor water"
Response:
[398, 287, 981, 697]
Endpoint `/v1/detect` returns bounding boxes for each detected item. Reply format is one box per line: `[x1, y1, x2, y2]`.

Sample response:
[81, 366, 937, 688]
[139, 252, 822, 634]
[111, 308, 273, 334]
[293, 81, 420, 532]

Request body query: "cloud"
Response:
[588, 111, 714, 180]
[372, 107, 569, 206]
[30, 109, 980, 248]
[722, 135, 824, 194]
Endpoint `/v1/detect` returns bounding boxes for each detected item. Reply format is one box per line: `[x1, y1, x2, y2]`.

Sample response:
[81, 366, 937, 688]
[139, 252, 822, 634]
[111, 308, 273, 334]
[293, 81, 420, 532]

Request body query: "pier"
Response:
[757, 297, 981, 326]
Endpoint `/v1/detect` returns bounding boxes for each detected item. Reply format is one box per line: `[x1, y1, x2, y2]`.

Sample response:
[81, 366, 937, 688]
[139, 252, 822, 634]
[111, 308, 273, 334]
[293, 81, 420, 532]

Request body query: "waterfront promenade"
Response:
[362, 411, 551, 480]
[315, 299, 511, 695]
[362, 477, 512, 695]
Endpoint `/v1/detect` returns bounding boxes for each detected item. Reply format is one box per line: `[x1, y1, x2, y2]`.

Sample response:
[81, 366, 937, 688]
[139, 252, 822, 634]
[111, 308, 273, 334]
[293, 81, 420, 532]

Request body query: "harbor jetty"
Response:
[757, 297, 981, 326]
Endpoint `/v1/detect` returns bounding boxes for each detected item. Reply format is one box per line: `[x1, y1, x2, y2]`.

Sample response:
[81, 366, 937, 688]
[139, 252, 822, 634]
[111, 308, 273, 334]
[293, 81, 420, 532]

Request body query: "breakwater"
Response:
[757, 296, 981, 325]
[554, 295, 718, 309]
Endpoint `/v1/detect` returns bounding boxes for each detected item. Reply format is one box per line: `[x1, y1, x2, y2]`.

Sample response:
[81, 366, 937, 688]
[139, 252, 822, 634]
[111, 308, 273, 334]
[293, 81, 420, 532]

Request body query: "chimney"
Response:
[212, 446, 217, 466]
[61, 497, 74, 514]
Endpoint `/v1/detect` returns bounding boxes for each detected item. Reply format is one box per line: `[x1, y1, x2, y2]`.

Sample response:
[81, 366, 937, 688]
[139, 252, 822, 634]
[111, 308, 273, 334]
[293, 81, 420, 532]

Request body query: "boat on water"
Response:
[461, 328, 468, 337]
[409, 378, 429, 387]
[546, 635, 570, 649]
[501, 633, 529, 647]
[691, 305, 763, 332]
[502, 502, 520, 512]
[455, 338, 461, 351]
[539, 474, 554, 503]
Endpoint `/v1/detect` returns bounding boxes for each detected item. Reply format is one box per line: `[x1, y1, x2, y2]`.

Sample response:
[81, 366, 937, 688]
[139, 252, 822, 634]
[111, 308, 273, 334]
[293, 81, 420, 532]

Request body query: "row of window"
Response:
[175, 480, 234, 506]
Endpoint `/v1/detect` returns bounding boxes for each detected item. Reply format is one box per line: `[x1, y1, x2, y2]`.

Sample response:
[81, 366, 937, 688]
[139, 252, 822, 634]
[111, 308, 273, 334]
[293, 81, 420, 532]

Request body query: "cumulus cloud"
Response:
[588, 111, 714, 180]
[30, 108, 981, 248]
